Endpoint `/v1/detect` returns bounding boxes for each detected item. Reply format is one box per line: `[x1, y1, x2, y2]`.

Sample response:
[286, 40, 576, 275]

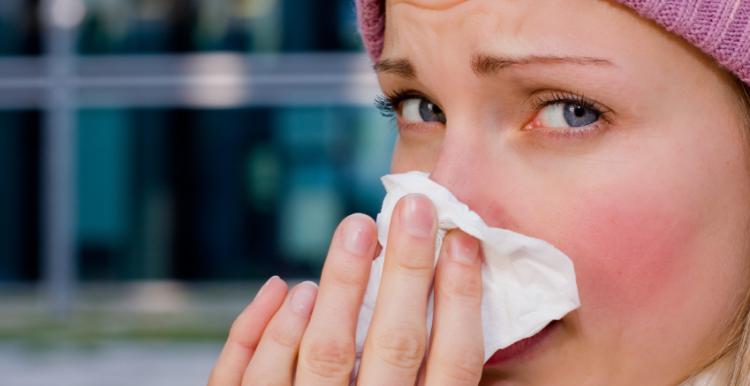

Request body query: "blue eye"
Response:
[563, 103, 599, 127]
[538, 102, 600, 128]
[374, 91, 447, 125]
[401, 97, 446, 124]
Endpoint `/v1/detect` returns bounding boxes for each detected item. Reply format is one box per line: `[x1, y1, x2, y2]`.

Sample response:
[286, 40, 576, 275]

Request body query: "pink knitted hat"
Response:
[355, 0, 750, 85]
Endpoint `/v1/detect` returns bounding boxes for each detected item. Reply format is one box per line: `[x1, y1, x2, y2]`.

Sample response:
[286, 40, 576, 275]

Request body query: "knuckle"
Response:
[323, 253, 369, 291]
[254, 381, 287, 386]
[327, 262, 367, 289]
[301, 339, 354, 379]
[434, 348, 484, 383]
[227, 318, 253, 349]
[267, 322, 300, 349]
[227, 317, 242, 338]
[394, 251, 435, 273]
[440, 278, 482, 299]
[373, 327, 426, 369]
[439, 272, 482, 300]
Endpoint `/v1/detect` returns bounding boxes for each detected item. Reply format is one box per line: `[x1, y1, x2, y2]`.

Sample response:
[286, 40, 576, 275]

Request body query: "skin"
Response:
[208, 0, 750, 385]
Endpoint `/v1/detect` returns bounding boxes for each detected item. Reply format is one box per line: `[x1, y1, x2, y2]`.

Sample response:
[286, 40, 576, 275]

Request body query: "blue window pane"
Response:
[77, 0, 363, 54]
[0, 111, 41, 282]
[0, 1, 41, 55]
[74, 107, 395, 281]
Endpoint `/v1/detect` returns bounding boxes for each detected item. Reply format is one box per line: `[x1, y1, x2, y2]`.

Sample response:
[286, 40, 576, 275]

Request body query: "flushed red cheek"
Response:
[550, 189, 701, 315]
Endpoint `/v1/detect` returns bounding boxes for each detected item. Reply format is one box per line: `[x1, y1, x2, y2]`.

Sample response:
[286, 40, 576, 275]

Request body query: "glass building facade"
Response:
[0, 0, 395, 284]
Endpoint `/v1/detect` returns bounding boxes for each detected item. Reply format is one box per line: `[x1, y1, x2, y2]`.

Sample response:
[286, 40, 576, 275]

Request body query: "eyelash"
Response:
[528, 90, 612, 138]
[374, 89, 419, 120]
[373, 89, 613, 138]
[531, 91, 612, 122]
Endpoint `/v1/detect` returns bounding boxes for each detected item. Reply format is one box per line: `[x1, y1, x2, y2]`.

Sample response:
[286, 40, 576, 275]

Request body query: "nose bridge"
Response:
[429, 128, 520, 231]
[429, 122, 488, 206]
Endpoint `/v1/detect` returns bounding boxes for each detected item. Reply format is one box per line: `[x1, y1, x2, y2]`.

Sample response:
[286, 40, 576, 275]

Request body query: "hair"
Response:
[741, 81, 750, 129]
[729, 79, 750, 386]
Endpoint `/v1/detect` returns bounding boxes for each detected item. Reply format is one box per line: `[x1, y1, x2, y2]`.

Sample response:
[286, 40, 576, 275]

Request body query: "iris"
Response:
[563, 103, 599, 127]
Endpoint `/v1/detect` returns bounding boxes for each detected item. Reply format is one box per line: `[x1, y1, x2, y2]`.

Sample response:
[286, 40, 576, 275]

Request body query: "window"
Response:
[0, 0, 393, 289]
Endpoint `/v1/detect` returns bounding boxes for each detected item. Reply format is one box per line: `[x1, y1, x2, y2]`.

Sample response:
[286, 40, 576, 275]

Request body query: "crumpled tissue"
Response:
[353, 171, 580, 371]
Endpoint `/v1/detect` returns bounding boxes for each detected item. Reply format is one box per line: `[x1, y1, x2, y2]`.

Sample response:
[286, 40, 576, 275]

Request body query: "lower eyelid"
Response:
[529, 121, 605, 140]
[396, 119, 443, 135]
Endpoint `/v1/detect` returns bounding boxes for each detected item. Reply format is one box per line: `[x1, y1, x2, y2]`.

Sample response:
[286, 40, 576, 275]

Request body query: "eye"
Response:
[538, 102, 600, 128]
[400, 97, 446, 124]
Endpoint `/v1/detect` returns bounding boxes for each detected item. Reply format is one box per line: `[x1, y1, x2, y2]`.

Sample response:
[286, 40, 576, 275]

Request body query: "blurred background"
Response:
[0, 0, 394, 384]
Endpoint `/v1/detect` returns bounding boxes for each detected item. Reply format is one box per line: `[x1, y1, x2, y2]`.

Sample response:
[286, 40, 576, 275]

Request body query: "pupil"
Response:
[574, 105, 585, 117]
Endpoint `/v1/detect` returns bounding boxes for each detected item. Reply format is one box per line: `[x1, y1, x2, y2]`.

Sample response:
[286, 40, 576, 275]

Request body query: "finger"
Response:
[358, 194, 437, 386]
[423, 230, 484, 386]
[242, 281, 318, 386]
[208, 276, 288, 386]
[297, 213, 378, 386]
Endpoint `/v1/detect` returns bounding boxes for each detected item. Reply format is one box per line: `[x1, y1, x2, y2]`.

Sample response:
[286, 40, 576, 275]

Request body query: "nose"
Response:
[428, 126, 519, 230]
[428, 134, 482, 202]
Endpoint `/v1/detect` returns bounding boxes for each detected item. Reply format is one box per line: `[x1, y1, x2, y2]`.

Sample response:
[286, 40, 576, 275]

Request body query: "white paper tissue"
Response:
[354, 171, 580, 369]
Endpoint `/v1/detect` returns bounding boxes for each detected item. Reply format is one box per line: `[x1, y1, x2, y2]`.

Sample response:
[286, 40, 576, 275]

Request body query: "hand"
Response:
[207, 194, 484, 386]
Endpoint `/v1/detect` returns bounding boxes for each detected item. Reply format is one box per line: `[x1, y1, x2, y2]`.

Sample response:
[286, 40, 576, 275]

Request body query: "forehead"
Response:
[382, 0, 659, 63]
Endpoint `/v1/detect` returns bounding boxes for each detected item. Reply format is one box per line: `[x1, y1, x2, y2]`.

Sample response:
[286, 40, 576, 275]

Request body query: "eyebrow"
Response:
[471, 54, 615, 75]
[373, 58, 417, 79]
[373, 54, 615, 79]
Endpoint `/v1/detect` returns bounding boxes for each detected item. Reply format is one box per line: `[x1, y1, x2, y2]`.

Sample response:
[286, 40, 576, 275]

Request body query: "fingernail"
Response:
[255, 275, 280, 300]
[401, 194, 435, 238]
[450, 234, 479, 264]
[290, 281, 317, 316]
[344, 215, 373, 256]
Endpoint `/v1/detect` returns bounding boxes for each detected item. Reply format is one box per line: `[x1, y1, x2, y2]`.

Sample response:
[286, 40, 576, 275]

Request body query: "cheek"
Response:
[553, 185, 701, 315]
[390, 137, 440, 173]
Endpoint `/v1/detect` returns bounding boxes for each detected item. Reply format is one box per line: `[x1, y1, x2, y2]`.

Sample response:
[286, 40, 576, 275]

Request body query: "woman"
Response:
[209, 0, 750, 385]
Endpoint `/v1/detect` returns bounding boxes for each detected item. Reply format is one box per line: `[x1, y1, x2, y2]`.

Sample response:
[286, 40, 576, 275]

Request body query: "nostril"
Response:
[428, 171, 521, 232]
[479, 200, 521, 231]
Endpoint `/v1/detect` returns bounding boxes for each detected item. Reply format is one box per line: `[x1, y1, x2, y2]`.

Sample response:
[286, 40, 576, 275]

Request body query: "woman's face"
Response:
[378, 0, 750, 384]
